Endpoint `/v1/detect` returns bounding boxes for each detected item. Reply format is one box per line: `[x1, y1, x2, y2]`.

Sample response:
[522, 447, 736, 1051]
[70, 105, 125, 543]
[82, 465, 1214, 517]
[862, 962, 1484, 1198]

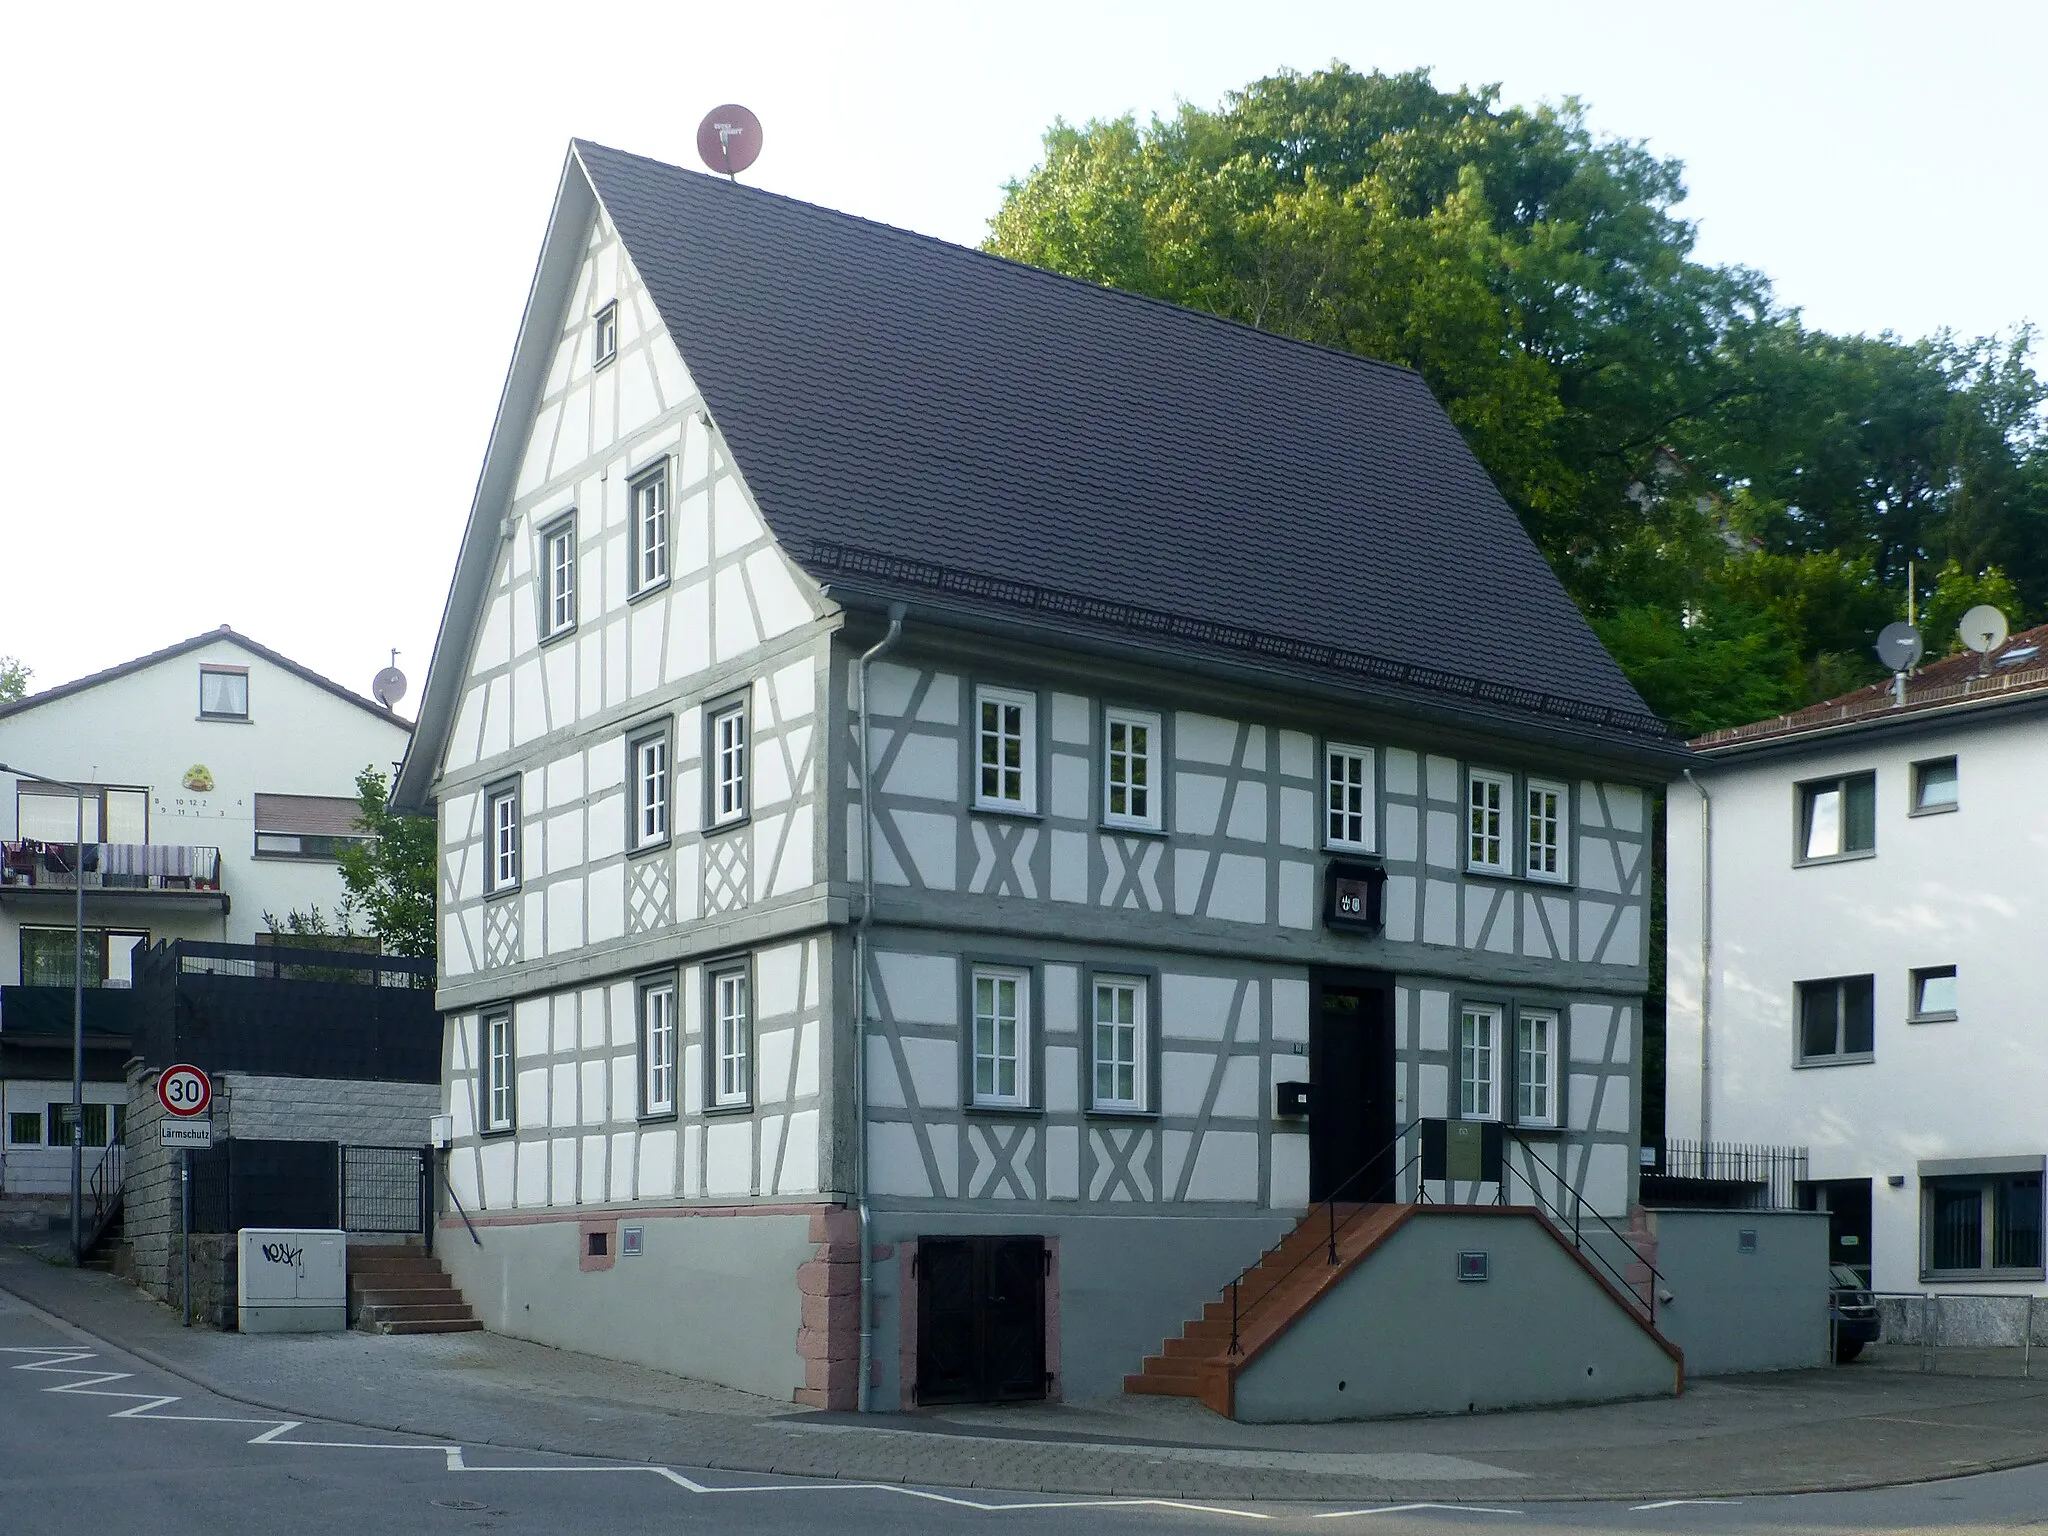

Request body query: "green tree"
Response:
[0, 656, 28, 703]
[1921, 561, 2024, 655]
[335, 765, 436, 963]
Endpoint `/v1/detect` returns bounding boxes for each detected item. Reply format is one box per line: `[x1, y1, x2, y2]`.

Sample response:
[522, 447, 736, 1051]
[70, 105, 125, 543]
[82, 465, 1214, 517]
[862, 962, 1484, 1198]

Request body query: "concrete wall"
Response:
[438, 1204, 818, 1401]
[1232, 1209, 1680, 1421]
[1642, 1208, 1828, 1375]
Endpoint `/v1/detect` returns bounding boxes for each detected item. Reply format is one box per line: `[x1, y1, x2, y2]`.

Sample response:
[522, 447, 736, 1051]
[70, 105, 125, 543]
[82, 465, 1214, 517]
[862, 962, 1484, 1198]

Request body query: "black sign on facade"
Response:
[1322, 859, 1387, 934]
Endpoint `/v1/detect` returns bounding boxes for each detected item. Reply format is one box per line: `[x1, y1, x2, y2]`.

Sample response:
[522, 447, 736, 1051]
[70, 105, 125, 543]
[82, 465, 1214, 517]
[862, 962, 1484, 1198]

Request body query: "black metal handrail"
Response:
[79, 1142, 124, 1260]
[1501, 1132, 1668, 1325]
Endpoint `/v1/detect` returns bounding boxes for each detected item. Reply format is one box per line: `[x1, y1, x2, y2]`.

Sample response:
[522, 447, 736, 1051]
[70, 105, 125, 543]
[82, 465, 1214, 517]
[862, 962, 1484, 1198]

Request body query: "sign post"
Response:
[158, 1065, 213, 1329]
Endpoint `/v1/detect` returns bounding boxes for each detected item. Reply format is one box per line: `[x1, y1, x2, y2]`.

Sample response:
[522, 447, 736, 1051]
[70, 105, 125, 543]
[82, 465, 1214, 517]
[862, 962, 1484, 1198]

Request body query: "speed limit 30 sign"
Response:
[157, 1064, 212, 1118]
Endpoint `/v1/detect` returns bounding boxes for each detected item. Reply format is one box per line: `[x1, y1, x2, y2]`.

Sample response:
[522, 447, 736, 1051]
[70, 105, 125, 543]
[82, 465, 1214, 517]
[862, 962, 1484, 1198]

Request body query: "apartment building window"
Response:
[1910, 965, 1958, 1022]
[253, 793, 368, 861]
[1324, 743, 1375, 852]
[710, 965, 751, 1108]
[483, 1012, 514, 1132]
[1091, 976, 1147, 1112]
[630, 726, 670, 850]
[1912, 757, 1959, 814]
[7, 1112, 39, 1145]
[1925, 1170, 2044, 1278]
[1524, 779, 1570, 883]
[198, 666, 249, 720]
[593, 301, 619, 368]
[15, 783, 148, 844]
[1515, 1009, 1558, 1128]
[541, 516, 577, 639]
[708, 697, 748, 827]
[974, 686, 1036, 813]
[1467, 770, 1510, 874]
[47, 1103, 112, 1148]
[971, 966, 1030, 1108]
[487, 784, 520, 893]
[1798, 772, 1875, 862]
[1798, 975, 1875, 1063]
[630, 462, 669, 594]
[639, 975, 677, 1118]
[1103, 707, 1161, 831]
[1459, 1003, 1502, 1120]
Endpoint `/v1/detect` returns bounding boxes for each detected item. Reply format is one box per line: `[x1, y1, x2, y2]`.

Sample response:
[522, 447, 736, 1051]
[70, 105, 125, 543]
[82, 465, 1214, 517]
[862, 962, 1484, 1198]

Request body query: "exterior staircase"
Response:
[1124, 1202, 1412, 1416]
[348, 1244, 482, 1334]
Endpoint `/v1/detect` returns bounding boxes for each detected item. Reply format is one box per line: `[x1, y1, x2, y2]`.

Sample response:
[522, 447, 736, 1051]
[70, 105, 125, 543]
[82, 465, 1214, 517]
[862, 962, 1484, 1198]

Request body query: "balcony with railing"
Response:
[0, 840, 225, 907]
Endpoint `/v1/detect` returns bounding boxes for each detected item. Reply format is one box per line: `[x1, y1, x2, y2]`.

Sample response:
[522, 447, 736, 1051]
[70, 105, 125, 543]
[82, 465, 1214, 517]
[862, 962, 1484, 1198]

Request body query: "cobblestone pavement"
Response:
[8, 1245, 2048, 1505]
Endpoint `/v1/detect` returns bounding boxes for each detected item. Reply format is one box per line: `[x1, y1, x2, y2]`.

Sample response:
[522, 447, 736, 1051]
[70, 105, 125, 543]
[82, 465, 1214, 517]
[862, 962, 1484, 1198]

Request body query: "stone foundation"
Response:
[795, 1207, 861, 1409]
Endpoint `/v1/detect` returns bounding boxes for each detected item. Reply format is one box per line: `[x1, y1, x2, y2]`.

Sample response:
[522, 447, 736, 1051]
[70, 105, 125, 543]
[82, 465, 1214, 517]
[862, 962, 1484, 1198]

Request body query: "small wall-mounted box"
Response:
[428, 1113, 454, 1148]
[1457, 1250, 1491, 1282]
[1276, 1080, 1311, 1117]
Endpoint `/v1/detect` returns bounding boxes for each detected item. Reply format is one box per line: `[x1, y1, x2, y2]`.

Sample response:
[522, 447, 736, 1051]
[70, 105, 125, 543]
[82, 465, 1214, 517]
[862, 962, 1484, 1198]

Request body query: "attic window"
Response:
[199, 666, 249, 720]
[1996, 645, 2039, 668]
[593, 302, 619, 369]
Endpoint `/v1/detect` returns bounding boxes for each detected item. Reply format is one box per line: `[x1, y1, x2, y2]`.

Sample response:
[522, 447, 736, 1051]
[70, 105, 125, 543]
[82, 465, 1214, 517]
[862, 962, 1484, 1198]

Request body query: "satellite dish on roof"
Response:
[1959, 604, 2009, 655]
[372, 650, 408, 710]
[1875, 622, 1924, 672]
[697, 105, 763, 179]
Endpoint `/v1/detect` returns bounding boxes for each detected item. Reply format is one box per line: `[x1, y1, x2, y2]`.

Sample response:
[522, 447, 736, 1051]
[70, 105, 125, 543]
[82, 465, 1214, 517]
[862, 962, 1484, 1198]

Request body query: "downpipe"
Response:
[854, 605, 905, 1412]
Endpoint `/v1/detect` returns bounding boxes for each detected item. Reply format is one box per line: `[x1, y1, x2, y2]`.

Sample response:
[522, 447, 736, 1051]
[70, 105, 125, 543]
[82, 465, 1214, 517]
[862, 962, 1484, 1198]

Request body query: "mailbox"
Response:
[1276, 1080, 1311, 1117]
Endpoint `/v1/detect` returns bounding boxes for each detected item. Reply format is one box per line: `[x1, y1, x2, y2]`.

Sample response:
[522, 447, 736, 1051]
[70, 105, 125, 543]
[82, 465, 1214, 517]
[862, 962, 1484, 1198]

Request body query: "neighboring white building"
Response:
[0, 627, 412, 1194]
[1666, 623, 2048, 1294]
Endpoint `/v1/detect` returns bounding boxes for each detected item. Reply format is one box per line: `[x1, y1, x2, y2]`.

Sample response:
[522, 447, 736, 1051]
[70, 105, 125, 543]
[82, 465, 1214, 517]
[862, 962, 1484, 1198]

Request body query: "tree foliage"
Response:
[0, 656, 28, 703]
[987, 67, 2048, 733]
[335, 765, 437, 962]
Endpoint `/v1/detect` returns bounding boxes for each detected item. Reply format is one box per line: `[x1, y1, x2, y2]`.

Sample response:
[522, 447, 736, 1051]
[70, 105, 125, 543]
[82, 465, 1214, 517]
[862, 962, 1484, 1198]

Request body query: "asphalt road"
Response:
[5, 1288, 2048, 1535]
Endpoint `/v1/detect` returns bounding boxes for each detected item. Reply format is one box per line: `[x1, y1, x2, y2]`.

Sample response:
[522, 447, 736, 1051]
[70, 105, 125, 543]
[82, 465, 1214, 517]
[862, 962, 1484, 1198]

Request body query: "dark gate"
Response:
[189, 1140, 340, 1232]
[341, 1145, 429, 1235]
[915, 1235, 1047, 1405]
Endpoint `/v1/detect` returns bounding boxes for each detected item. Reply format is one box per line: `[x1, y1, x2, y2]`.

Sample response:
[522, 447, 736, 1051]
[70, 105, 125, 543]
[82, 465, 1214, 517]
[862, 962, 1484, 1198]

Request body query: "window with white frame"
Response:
[1103, 708, 1161, 831]
[631, 728, 670, 850]
[542, 517, 577, 638]
[199, 666, 249, 720]
[487, 785, 520, 893]
[593, 301, 618, 368]
[484, 1012, 513, 1132]
[1092, 976, 1146, 1111]
[1467, 770, 1510, 873]
[711, 966, 750, 1107]
[972, 966, 1030, 1108]
[639, 976, 676, 1117]
[1459, 1002, 1502, 1120]
[1515, 1009, 1558, 1127]
[1524, 778, 1569, 882]
[974, 686, 1036, 813]
[631, 464, 669, 593]
[709, 699, 748, 827]
[1324, 743, 1375, 851]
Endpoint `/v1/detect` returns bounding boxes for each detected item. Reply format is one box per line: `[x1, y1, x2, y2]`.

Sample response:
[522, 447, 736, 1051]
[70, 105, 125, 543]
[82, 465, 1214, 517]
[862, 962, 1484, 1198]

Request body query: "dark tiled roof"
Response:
[573, 141, 1656, 733]
[1693, 621, 2048, 750]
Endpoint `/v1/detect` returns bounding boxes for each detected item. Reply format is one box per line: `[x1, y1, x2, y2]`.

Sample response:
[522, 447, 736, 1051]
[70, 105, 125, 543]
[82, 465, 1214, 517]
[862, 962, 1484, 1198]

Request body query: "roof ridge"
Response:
[569, 138, 1427, 386]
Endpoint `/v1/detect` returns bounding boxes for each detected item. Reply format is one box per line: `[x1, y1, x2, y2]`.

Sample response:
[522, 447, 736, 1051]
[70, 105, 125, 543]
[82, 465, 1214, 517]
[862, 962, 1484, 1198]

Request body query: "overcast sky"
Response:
[4, 1, 2042, 713]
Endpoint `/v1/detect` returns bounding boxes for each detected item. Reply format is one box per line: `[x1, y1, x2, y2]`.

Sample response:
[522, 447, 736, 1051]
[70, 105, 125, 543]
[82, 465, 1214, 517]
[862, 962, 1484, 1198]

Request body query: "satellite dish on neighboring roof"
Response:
[372, 660, 408, 710]
[1875, 622, 1924, 672]
[1959, 604, 2010, 655]
[697, 105, 763, 179]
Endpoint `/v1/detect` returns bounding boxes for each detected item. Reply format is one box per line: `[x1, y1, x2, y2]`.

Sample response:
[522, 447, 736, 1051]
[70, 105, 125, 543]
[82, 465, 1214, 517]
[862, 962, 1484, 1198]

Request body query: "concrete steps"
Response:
[348, 1245, 482, 1334]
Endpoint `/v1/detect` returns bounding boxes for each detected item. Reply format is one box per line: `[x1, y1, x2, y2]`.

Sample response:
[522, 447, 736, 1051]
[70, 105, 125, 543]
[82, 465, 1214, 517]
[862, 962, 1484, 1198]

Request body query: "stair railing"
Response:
[1499, 1131, 1668, 1325]
[78, 1143, 124, 1261]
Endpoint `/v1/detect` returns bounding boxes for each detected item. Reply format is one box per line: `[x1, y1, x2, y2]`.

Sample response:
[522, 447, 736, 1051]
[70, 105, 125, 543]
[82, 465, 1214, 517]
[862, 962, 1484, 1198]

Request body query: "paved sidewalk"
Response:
[8, 1245, 2048, 1504]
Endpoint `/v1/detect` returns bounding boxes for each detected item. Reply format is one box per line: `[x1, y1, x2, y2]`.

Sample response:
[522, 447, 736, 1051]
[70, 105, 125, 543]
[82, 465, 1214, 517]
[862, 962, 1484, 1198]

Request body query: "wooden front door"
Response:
[915, 1235, 1047, 1405]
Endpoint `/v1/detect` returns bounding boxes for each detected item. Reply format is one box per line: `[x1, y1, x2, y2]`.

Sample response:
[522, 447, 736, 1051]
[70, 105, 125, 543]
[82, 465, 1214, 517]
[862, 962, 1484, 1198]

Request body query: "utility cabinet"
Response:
[237, 1227, 347, 1333]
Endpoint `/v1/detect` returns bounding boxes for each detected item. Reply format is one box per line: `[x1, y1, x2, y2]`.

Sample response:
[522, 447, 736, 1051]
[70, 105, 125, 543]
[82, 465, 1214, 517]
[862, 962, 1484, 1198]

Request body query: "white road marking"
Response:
[1630, 1500, 1742, 1510]
[0, 1346, 1272, 1521]
[1313, 1505, 1522, 1519]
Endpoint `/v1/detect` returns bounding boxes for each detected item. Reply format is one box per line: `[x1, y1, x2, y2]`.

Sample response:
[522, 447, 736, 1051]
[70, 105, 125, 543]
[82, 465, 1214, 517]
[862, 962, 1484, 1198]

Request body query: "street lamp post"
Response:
[0, 762, 90, 1261]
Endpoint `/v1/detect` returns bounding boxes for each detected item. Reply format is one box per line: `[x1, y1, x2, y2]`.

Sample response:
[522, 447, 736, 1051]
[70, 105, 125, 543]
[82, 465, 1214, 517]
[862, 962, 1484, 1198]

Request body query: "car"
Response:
[1829, 1263, 1880, 1362]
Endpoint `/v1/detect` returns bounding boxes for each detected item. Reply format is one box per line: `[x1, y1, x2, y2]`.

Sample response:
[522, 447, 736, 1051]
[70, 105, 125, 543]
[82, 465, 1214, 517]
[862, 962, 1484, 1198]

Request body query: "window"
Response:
[1467, 770, 1510, 874]
[8, 1112, 40, 1145]
[1926, 1171, 2043, 1278]
[1910, 965, 1958, 1022]
[541, 516, 577, 638]
[1912, 757, 1959, 814]
[1458, 1003, 1502, 1120]
[971, 966, 1030, 1108]
[630, 463, 669, 593]
[1103, 708, 1161, 831]
[711, 966, 751, 1108]
[21, 927, 107, 987]
[974, 686, 1037, 813]
[1091, 976, 1146, 1112]
[487, 785, 520, 893]
[630, 728, 670, 850]
[1515, 1009, 1557, 1127]
[1798, 975, 1876, 1063]
[1798, 772, 1876, 862]
[16, 784, 147, 843]
[709, 700, 748, 827]
[1524, 779, 1569, 883]
[639, 976, 676, 1117]
[483, 1012, 513, 1132]
[253, 793, 368, 861]
[1324, 743, 1375, 852]
[593, 301, 618, 368]
[199, 666, 249, 720]
[47, 1103, 109, 1148]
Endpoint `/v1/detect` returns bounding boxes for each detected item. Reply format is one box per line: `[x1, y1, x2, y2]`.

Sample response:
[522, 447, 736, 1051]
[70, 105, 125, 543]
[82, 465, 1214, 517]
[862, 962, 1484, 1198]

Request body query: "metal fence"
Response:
[186, 1140, 428, 1244]
[341, 1144, 429, 1235]
[1859, 1292, 2045, 1378]
[1659, 1139, 1810, 1209]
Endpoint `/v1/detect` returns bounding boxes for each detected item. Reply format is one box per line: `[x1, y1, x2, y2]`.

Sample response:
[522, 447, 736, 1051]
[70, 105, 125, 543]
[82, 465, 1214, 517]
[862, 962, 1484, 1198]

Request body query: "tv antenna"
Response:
[1875, 622, 1922, 709]
[697, 105, 763, 182]
[372, 649, 408, 711]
